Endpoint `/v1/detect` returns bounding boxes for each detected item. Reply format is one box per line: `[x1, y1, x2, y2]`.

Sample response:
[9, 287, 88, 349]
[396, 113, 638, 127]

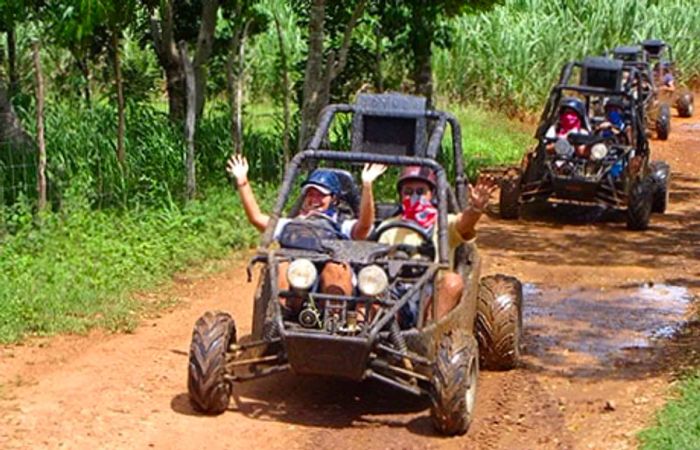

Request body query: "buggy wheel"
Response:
[476, 275, 523, 370]
[626, 177, 654, 231]
[188, 311, 236, 414]
[677, 92, 694, 118]
[499, 169, 521, 220]
[650, 161, 670, 214]
[656, 104, 671, 140]
[430, 331, 479, 436]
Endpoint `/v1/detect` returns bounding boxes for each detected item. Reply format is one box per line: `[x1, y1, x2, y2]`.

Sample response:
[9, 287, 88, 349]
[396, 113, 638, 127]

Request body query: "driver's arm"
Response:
[454, 174, 498, 240]
[226, 154, 270, 232]
[352, 164, 387, 239]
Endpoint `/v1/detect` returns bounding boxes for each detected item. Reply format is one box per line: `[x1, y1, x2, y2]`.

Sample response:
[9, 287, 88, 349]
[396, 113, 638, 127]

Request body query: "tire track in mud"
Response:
[1, 114, 699, 449]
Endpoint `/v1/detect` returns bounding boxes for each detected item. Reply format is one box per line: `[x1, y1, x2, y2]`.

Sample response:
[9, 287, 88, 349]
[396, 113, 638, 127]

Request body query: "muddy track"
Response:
[1, 116, 699, 450]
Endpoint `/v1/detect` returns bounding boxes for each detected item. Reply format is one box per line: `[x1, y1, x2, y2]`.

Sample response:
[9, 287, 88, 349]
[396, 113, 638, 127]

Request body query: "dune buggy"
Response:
[640, 38, 694, 118]
[500, 57, 670, 230]
[609, 45, 671, 140]
[187, 94, 523, 436]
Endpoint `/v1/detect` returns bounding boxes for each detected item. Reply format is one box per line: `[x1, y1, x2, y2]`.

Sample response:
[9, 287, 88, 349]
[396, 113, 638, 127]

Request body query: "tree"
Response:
[145, 0, 220, 123]
[379, 0, 498, 107]
[297, 0, 367, 151]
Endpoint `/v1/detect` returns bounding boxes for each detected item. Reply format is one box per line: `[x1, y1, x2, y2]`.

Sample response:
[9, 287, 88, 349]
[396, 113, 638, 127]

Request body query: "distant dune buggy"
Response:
[187, 94, 523, 436]
[640, 38, 694, 119]
[500, 57, 670, 230]
[610, 45, 671, 140]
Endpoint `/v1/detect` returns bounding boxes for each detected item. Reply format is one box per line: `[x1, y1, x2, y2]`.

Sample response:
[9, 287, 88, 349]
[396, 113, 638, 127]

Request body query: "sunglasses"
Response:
[401, 187, 429, 196]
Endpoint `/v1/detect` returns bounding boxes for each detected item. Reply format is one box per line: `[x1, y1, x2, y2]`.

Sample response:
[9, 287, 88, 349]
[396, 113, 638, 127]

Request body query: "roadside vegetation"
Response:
[0, 0, 699, 441]
[639, 375, 700, 449]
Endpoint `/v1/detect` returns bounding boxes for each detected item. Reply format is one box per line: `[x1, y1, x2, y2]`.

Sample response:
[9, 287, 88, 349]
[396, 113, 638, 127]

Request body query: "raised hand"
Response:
[468, 174, 498, 212]
[226, 154, 249, 183]
[361, 163, 388, 184]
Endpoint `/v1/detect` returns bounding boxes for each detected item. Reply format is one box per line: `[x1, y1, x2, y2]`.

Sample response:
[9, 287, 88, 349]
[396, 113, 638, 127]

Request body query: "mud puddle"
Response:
[523, 282, 695, 377]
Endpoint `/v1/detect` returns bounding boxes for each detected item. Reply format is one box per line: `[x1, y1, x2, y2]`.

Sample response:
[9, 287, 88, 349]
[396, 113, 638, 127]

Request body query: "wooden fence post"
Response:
[32, 41, 47, 212]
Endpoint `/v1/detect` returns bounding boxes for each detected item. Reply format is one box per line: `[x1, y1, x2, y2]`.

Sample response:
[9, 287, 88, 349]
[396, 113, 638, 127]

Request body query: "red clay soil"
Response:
[1, 115, 699, 450]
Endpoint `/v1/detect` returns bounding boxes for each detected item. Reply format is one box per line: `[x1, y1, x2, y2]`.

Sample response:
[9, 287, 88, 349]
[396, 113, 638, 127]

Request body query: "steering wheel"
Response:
[368, 220, 436, 261]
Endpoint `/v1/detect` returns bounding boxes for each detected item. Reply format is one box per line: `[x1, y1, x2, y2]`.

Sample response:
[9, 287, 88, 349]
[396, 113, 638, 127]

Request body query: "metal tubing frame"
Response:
[261, 151, 452, 265]
[307, 103, 469, 209]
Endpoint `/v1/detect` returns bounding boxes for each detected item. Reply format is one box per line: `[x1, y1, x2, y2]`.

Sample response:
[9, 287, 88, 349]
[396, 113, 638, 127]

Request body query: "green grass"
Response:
[435, 0, 700, 113]
[450, 103, 532, 175]
[638, 374, 700, 449]
[0, 186, 273, 343]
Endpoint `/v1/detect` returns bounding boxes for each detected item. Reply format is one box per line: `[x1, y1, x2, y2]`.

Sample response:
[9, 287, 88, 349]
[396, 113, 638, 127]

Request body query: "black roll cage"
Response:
[535, 60, 649, 157]
[260, 150, 453, 265]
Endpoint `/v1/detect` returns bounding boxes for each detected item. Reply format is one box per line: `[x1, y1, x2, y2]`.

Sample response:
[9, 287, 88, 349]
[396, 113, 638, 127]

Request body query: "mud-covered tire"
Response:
[656, 104, 671, 140]
[430, 331, 479, 436]
[188, 311, 236, 414]
[499, 170, 521, 220]
[476, 275, 523, 370]
[626, 177, 654, 231]
[650, 161, 670, 214]
[677, 92, 694, 118]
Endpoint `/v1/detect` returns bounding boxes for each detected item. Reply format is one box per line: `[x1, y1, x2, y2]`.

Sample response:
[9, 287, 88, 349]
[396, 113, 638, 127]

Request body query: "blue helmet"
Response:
[301, 169, 341, 197]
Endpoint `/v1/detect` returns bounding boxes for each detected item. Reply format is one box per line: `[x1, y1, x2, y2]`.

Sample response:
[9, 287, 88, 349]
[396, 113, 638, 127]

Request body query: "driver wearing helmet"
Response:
[545, 97, 590, 156]
[654, 62, 675, 92]
[374, 166, 496, 326]
[596, 97, 631, 144]
[226, 154, 387, 297]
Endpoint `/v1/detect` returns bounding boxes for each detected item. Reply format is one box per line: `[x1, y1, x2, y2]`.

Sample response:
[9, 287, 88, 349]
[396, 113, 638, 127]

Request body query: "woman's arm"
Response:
[455, 174, 498, 240]
[226, 154, 270, 232]
[352, 163, 387, 239]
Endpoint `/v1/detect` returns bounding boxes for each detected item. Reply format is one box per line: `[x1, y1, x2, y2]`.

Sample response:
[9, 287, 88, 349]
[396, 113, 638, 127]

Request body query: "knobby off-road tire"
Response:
[430, 331, 479, 436]
[188, 311, 236, 414]
[627, 177, 654, 231]
[656, 103, 671, 140]
[677, 92, 694, 118]
[650, 161, 670, 214]
[476, 275, 523, 370]
[499, 169, 522, 220]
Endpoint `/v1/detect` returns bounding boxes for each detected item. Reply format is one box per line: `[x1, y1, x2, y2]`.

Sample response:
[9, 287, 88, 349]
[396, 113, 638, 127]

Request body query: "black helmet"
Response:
[558, 97, 587, 121]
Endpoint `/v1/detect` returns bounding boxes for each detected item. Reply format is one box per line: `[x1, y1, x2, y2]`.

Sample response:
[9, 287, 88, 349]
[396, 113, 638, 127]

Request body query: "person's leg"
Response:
[319, 262, 353, 295]
[434, 271, 464, 320]
[277, 261, 302, 315]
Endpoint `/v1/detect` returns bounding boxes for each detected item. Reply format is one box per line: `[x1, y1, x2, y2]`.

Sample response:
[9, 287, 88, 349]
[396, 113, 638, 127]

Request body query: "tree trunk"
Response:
[225, 21, 248, 155]
[111, 30, 126, 165]
[7, 26, 18, 97]
[299, 0, 366, 151]
[192, 0, 219, 119]
[273, 13, 291, 164]
[32, 43, 47, 212]
[0, 82, 33, 150]
[298, 0, 326, 152]
[179, 42, 196, 200]
[410, 7, 433, 108]
[149, 1, 185, 123]
[75, 55, 91, 105]
[149, 0, 219, 124]
[374, 19, 383, 92]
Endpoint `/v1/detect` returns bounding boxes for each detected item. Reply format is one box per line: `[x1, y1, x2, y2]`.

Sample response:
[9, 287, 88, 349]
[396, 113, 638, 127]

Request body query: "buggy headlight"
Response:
[358, 265, 389, 297]
[590, 143, 608, 160]
[554, 138, 574, 158]
[287, 259, 317, 291]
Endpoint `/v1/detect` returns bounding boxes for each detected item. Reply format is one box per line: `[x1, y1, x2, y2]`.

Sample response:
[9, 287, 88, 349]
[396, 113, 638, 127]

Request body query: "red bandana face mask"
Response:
[558, 111, 581, 135]
[401, 195, 437, 229]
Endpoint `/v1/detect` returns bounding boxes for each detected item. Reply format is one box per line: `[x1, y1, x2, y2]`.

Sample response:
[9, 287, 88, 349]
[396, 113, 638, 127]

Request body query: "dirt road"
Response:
[1, 116, 698, 450]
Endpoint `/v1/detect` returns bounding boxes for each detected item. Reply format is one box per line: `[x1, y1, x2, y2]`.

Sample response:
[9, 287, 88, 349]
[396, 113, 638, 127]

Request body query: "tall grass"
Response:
[1, 100, 288, 211]
[435, 0, 700, 113]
